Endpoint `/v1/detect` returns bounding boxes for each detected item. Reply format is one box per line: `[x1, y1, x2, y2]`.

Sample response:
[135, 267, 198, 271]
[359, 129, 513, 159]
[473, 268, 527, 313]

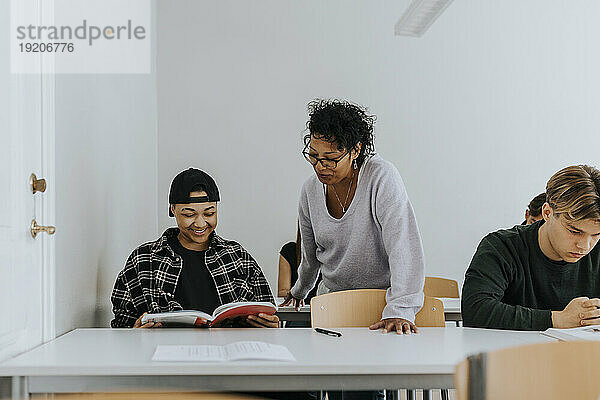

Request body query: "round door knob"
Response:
[30, 219, 56, 238]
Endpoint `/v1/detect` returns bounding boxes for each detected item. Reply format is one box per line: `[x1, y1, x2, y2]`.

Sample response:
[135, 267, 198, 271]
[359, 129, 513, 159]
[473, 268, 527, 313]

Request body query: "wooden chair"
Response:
[310, 289, 446, 400]
[424, 277, 460, 298]
[310, 289, 386, 328]
[425, 276, 461, 330]
[310, 289, 445, 328]
[455, 341, 600, 400]
[415, 296, 445, 327]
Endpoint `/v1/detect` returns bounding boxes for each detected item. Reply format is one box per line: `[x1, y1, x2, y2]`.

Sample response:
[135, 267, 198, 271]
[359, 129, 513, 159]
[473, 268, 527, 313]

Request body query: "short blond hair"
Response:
[546, 165, 600, 222]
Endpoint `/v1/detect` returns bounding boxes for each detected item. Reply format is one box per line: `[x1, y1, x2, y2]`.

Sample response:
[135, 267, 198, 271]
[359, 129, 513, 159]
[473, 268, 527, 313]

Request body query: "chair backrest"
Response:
[310, 289, 387, 328]
[310, 289, 445, 328]
[455, 341, 600, 400]
[414, 295, 445, 327]
[424, 276, 459, 298]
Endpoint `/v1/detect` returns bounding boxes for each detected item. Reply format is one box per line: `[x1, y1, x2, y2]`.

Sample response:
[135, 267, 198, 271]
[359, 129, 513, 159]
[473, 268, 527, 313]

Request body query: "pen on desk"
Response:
[314, 327, 342, 337]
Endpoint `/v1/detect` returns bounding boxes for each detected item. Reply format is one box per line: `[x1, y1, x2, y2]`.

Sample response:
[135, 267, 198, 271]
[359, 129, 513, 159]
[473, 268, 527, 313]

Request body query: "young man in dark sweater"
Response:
[462, 165, 600, 330]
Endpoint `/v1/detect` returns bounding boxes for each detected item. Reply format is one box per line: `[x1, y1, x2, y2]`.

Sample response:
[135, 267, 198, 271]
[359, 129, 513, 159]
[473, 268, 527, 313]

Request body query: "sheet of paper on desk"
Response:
[542, 325, 600, 341]
[225, 341, 296, 361]
[152, 345, 227, 362]
[152, 341, 296, 362]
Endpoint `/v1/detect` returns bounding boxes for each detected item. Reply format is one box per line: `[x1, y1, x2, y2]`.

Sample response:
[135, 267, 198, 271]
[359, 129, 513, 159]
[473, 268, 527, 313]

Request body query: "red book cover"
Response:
[142, 302, 277, 327]
[210, 303, 277, 327]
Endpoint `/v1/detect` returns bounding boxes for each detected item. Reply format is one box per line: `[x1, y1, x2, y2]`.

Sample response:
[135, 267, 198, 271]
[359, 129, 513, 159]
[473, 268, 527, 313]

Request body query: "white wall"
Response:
[157, 0, 600, 292]
[54, 5, 158, 333]
[0, 0, 11, 394]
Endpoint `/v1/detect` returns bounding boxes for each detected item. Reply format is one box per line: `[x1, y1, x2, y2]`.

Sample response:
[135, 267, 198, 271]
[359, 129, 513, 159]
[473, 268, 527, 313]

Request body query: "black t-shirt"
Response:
[168, 235, 220, 315]
[280, 242, 298, 284]
[280, 241, 320, 300]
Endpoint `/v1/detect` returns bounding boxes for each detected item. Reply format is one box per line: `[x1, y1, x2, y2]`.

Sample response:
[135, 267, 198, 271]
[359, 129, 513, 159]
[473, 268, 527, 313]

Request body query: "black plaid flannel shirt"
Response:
[111, 228, 275, 328]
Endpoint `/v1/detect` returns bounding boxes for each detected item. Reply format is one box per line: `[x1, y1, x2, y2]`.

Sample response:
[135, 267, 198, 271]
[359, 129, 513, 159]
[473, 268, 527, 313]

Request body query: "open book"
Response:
[541, 325, 600, 341]
[152, 341, 296, 362]
[141, 302, 277, 327]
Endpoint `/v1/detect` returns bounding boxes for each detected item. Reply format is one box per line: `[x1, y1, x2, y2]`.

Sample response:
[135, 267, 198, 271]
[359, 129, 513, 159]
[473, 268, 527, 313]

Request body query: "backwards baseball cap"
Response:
[168, 168, 220, 217]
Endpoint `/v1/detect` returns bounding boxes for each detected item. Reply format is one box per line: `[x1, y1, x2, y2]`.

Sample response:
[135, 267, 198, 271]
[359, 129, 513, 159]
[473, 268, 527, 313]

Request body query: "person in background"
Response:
[278, 224, 320, 300]
[281, 99, 426, 336]
[463, 165, 600, 330]
[522, 192, 546, 225]
[278, 224, 321, 329]
[110, 168, 278, 329]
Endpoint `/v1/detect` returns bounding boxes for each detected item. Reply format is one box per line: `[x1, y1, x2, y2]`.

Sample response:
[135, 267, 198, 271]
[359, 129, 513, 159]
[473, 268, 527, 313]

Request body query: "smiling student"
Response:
[462, 165, 600, 330]
[110, 168, 278, 329]
[281, 99, 425, 335]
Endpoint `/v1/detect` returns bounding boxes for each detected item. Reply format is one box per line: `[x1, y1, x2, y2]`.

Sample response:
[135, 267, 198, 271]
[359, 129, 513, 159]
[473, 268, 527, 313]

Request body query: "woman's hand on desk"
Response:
[369, 318, 418, 334]
[279, 293, 305, 311]
[133, 312, 163, 329]
[244, 313, 280, 328]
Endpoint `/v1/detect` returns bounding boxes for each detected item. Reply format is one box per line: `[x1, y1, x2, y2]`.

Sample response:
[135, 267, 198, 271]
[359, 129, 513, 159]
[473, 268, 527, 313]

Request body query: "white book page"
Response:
[224, 341, 296, 362]
[542, 325, 600, 341]
[142, 310, 213, 324]
[212, 302, 275, 317]
[212, 302, 248, 316]
[152, 345, 227, 362]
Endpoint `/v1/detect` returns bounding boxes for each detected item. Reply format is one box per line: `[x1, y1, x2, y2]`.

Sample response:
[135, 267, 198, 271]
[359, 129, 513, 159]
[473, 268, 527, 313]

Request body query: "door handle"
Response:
[30, 219, 56, 238]
[30, 173, 47, 194]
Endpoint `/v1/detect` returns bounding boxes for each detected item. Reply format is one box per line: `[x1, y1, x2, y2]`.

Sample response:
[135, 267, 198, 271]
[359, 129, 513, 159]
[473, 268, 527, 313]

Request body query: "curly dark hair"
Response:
[303, 99, 376, 167]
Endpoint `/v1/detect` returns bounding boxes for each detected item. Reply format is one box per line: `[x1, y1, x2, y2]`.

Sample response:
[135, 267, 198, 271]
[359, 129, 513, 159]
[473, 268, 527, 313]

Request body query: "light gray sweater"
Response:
[290, 154, 425, 322]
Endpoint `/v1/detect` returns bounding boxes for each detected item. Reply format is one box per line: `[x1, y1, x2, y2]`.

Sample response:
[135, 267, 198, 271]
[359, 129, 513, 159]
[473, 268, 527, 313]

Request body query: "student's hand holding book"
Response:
[369, 318, 418, 335]
[551, 297, 600, 328]
[133, 312, 165, 329]
[243, 313, 280, 328]
[279, 292, 304, 311]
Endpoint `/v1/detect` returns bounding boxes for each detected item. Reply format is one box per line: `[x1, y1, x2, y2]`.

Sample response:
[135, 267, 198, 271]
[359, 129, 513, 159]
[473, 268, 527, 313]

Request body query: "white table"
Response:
[276, 299, 311, 323]
[276, 298, 462, 324]
[439, 298, 461, 324]
[0, 327, 552, 398]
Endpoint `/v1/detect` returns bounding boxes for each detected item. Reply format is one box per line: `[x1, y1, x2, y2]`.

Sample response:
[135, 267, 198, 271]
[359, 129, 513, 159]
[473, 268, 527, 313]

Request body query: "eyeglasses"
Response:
[302, 147, 349, 169]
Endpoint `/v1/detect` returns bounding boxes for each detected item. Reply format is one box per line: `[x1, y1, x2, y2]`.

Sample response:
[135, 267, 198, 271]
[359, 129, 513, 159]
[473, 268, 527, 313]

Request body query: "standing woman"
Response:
[281, 99, 425, 334]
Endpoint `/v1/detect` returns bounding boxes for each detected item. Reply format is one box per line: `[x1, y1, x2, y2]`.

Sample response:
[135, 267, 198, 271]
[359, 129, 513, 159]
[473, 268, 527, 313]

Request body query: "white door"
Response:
[0, 0, 55, 361]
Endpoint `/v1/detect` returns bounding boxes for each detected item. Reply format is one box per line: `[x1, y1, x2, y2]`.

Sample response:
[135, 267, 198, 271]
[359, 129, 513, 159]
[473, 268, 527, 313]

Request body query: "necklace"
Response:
[331, 170, 356, 214]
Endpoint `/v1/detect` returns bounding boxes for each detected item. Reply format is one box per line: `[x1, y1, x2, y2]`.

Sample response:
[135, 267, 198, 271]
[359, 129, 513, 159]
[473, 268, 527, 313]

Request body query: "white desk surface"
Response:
[439, 298, 460, 313]
[276, 298, 310, 312]
[0, 327, 551, 393]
